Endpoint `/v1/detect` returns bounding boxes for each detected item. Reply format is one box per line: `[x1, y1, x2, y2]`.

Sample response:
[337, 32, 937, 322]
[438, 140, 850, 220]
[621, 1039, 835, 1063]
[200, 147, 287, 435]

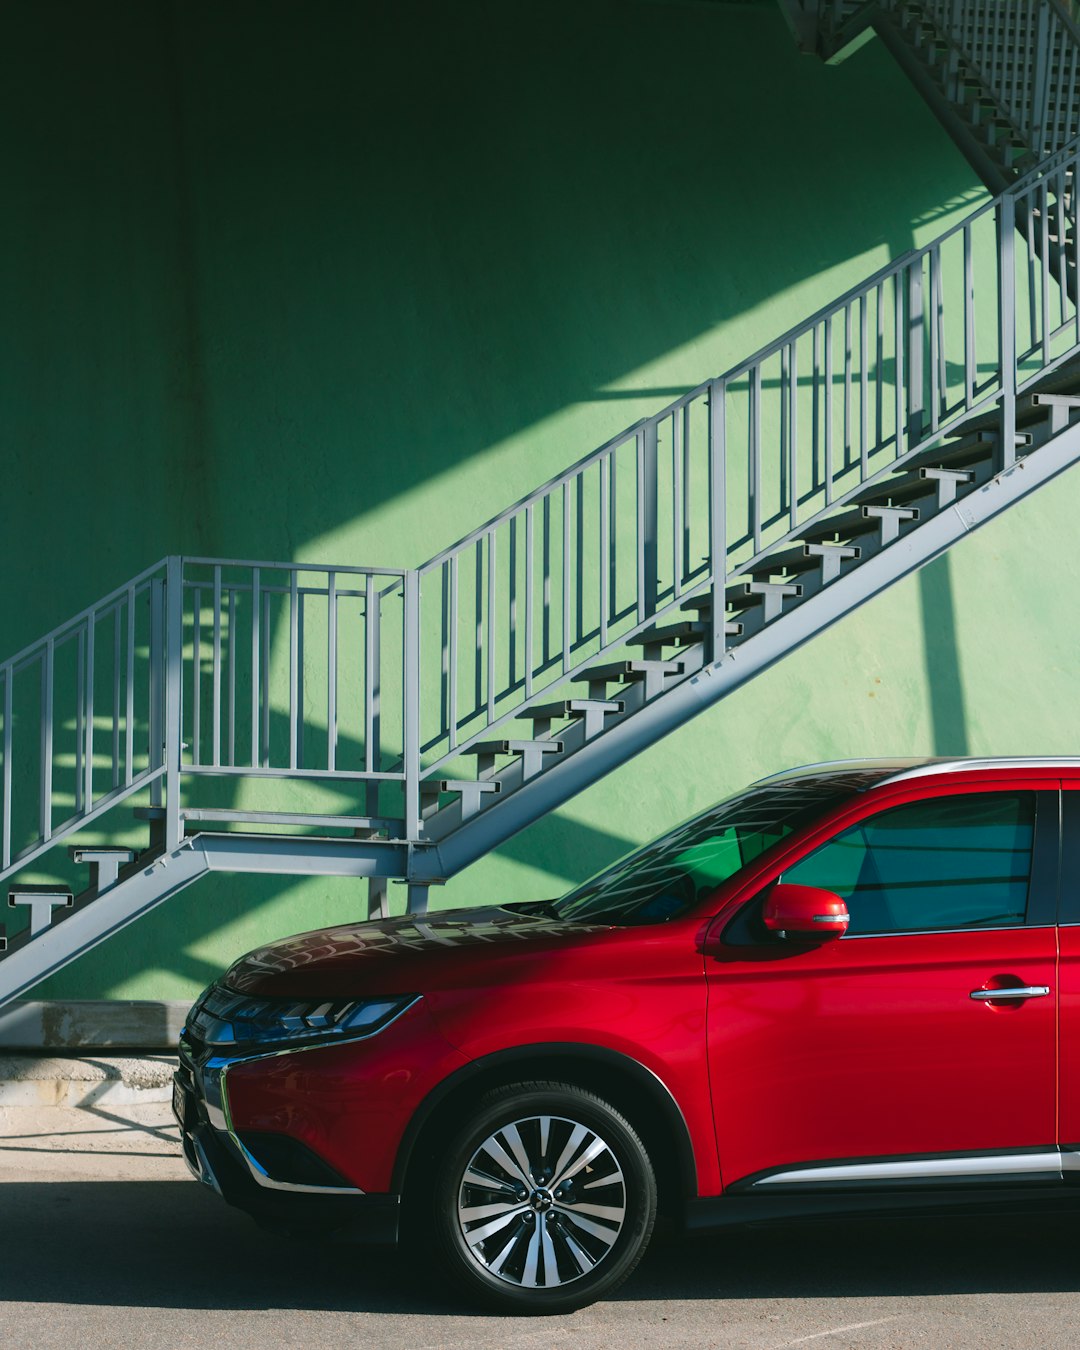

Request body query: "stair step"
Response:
[576, 659, 683, 700]
[904, 434, 1013, 473]
[853, 466, 973, 510]
[579, 659, 683, 683]
[420, 778, 500, 822]
[68, 846, 137, 895]
[800, 503, 919, 546]
[465, 738, 565, 781]
[521, 697, 624, 738]
[748, 543, 860, 583]
[626, 619, 741, 649]
[9, 886, 74, 939]
[682, 582, 802, 623]
[521, 698, 623, 720]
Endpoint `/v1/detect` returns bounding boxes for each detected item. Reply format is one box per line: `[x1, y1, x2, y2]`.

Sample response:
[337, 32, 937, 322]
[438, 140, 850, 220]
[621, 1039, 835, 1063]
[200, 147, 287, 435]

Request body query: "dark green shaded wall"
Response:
[4, 0, 1076, 1000]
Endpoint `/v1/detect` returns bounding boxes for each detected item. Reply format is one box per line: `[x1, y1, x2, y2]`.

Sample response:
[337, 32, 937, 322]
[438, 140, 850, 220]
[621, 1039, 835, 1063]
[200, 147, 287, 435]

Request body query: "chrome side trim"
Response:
[751, 1152, 1064, 1188]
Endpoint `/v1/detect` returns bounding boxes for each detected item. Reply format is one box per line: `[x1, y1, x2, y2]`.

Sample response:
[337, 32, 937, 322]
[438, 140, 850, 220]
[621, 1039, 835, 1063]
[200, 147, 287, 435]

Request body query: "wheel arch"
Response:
[393, 1043, 698, 1215]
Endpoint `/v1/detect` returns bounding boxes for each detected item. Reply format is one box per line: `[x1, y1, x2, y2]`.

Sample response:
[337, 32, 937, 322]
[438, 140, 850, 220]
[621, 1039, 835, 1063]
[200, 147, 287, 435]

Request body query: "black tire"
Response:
[430, 1080, 657, 1314]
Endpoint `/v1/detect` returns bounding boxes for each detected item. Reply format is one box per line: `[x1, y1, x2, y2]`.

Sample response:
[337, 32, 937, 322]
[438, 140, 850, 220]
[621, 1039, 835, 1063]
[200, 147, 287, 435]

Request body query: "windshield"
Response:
[552, 776, 858, 925]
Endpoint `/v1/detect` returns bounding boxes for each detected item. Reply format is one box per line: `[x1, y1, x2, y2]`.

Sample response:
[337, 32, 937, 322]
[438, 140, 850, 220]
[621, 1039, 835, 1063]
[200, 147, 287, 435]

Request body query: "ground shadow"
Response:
[2, 1178, 1080, 1313]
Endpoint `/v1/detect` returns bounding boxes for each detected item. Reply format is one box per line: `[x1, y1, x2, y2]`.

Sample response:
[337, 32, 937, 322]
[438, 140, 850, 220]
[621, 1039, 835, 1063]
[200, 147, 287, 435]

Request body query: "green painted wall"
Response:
[4, 0, 1076, 1002]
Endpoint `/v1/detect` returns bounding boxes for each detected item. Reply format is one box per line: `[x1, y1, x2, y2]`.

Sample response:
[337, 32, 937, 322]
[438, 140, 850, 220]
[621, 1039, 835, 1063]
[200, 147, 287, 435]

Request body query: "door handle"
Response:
[970, 985, 1051, 1002]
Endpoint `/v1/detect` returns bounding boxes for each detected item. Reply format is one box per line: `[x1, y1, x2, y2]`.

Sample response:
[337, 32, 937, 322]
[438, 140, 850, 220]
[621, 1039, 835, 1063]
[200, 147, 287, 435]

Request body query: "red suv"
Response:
[173, 757, 1080, 1312]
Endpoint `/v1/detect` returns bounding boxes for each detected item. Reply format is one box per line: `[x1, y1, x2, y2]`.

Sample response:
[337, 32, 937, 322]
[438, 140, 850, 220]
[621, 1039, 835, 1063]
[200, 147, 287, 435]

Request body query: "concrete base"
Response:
[0, 1000, 189, 1051]
[0, 1054, 176, 1108]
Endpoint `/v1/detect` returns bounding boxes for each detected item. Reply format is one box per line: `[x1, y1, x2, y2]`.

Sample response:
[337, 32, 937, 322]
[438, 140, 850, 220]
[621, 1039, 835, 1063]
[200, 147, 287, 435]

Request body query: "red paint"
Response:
[214, 763, 1076, 1202]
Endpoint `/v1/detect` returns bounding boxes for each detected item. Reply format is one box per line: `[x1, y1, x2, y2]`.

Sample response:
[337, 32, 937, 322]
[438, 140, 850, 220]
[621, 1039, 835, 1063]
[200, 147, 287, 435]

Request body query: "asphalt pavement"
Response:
[1, 1098, 1079, 1349]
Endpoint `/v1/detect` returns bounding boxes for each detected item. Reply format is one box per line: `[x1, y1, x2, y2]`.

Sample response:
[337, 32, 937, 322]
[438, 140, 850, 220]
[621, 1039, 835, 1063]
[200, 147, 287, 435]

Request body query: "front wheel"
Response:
[431, 1080, 657, 1314]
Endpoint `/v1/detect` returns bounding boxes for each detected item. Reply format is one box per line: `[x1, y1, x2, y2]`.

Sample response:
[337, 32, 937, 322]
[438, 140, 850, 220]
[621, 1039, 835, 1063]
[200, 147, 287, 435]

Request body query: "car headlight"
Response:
[184, 985, 418, 1050]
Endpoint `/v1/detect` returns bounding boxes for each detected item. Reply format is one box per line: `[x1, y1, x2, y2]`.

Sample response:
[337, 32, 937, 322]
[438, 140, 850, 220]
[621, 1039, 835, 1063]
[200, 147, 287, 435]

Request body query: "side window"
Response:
[780, 792, 1036, 936]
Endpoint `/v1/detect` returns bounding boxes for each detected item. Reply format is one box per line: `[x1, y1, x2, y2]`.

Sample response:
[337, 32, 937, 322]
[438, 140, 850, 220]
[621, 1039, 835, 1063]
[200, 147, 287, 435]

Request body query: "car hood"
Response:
[222, 905, 611, 997]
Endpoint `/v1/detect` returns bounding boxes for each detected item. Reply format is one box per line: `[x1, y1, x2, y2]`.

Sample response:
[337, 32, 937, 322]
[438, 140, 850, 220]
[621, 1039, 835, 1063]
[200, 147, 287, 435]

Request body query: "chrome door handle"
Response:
[970, 985, 1051, 1001]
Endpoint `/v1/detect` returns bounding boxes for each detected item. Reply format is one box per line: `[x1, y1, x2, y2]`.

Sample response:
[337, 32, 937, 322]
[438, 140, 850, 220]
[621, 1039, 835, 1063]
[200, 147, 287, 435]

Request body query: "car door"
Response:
[1053, 781, 1080, 1159]
[704, 781, 1059, 1191]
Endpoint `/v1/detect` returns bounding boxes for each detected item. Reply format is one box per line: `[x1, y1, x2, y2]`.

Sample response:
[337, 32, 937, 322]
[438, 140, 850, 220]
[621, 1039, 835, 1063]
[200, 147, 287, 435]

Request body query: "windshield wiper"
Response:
[500, 899, 563, 920]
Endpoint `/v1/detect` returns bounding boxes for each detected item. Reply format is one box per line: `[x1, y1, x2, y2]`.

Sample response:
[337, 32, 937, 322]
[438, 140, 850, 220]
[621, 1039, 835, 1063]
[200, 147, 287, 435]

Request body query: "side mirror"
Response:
[763, 883, 850, 939]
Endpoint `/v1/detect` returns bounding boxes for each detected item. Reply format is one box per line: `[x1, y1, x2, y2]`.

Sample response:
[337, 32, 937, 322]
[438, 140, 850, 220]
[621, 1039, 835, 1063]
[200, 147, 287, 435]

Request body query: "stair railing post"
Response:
[997, 190, 1018, 470]
[403, 569, 421, 846]
[1032, 3, 1052, 157]
[709, 378, 728, 663]
[906, 259, 925, 450]
[149, 574, 164, 808]
[638, 420, 659, 622]
[164, 555, 184, 853]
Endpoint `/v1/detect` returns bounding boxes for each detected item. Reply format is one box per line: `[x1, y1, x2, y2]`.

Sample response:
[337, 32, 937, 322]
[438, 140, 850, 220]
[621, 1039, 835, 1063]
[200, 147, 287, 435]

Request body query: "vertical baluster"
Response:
[908, 260, 925, 447]
[473, 539, 483, 718]
[672, 409, 683, 598]
[780, 346, 789, 522]
[562, 481, 571, 672]
[542, 495, 551, 663]
[964, 223, 975, 408]
[751, 364, 762, 554]
[365, 574, 378, 769]
[327, 571, 338, 772]
[448, 556, 459, 748]
[681, 404, 692, 581]
[999, 191, 1018, 469]
[41, 641, 53, 842]
[1056, 168, 1069, 325]
[149, 575, 164, 793]
[599, 456, 610, 647]
[212, 565, 222, 768]
[261, 591, 270, 767]
[525, 505, 535, 700]
[84, 617, 95, 815]
[75, 627, 85, 815]
[192, 587, 202, 766]
[487, 530, 497, 722]
[1041, 179, 1051, 367]
[789, 341, 799, 531]
[508, 516, 518, 690]
[875, 281, 885, 454]
[125, 586, 135, 785]
[843, 302, 853, 470]
[250, 568, 260, 768]
[112, 603, 121, 790]
[812, 323, 822, 493]
[2, 669, 10, 870]
[296, 589, 305, 770]
[825, 314, 835, 502]
[929, 244, 942, 431]
[228, 588, 237, 767]
[402, 571, 421, 843]
[859, 295, 869, 475]
[894, 269, 905, 454]
[575, 472, 585, 645]
[608, 451, 618, 622]
[709, 378, 727, 662]
[636, 424, 659, 622]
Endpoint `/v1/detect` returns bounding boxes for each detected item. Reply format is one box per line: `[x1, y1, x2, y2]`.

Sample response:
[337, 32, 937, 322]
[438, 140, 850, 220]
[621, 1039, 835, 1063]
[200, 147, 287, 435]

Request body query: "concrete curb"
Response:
[0, 1054, 177, 1108]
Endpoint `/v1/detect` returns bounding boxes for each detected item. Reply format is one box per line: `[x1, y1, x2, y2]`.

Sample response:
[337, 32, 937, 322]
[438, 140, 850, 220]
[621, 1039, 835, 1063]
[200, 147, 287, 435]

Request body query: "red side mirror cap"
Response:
[763, 883, 850, 939]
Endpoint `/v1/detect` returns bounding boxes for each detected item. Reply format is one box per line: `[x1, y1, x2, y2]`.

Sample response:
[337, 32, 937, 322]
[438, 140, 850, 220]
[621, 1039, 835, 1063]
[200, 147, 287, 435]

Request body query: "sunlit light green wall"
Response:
[4, 0, 1078, 1002]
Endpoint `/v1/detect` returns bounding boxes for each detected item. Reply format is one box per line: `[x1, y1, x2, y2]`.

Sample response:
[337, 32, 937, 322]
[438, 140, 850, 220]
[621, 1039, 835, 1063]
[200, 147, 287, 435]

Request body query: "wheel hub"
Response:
[528, 1186, 554, 1213]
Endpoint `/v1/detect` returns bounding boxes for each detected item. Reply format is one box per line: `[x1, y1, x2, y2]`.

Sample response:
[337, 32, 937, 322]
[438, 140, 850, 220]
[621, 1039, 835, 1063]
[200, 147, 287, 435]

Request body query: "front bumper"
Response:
[173, 1041, 401, 1244]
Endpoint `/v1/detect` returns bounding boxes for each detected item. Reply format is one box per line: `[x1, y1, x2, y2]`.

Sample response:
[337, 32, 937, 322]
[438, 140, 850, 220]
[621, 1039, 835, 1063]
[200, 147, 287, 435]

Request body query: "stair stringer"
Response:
[417, 419, 1080, 881]
[0, 831, 426, 1006]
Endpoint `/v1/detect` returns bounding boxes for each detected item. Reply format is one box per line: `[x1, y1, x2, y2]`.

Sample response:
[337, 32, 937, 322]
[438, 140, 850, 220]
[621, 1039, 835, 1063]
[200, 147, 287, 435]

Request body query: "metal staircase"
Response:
[4, 0, 1080, 1007]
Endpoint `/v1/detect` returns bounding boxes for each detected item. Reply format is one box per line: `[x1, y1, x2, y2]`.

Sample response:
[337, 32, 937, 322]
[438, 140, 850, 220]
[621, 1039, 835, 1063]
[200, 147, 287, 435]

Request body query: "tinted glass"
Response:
[553, 776, 858, 925]
[781, 792, 1035, 935]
